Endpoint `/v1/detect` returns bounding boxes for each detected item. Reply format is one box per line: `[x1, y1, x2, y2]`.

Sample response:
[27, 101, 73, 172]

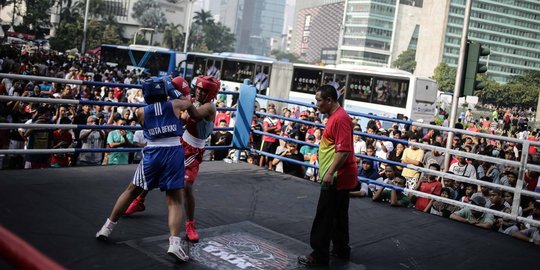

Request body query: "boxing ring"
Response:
[0, 73, 539, 270]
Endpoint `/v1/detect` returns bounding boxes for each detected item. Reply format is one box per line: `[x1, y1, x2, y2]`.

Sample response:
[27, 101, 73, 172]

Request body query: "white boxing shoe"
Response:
[96, 219, 116, 241]
[167, 236, 189, 262]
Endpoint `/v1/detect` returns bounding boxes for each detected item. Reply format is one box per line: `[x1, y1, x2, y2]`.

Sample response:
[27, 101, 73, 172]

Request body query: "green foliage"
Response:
[50, 16, 124, 52]
[49, 18, 84, 52]
[162, 23, 183, 50]
[202, 22, 235, 52]
[132, 0, 165, 31]
[132, 0, 159, 18]
[270, 50, 303, 63]
[186, 9, 235, 53]
[508, 70, 540, 87]
[392, 49, 416, 73]
[432, 62, 457, 93]
[474, 72, 540, 108]
[193, 9, 214, 25]
[18, 0, 51, 38]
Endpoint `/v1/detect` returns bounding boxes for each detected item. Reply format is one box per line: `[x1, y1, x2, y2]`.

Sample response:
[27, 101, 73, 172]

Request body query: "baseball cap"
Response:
[471, 196, 486, 207]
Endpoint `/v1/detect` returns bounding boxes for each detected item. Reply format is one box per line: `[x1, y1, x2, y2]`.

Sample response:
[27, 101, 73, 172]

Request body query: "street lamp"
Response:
[183, 0, 195, 52]
[133, 28, 156, 45]
[81, 0, 91, 53]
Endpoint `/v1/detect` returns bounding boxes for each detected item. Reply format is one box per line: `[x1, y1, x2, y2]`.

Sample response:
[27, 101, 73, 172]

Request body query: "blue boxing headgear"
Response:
[142, 77, 167, 104]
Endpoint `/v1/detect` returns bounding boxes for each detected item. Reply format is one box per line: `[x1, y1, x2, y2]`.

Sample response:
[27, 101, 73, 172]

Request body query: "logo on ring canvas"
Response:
[190, 233, 291, 269]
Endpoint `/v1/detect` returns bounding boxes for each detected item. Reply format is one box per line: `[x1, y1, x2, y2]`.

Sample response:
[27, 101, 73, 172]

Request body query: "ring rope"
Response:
[256, 94, 318, 109]
[0, 96, 238, 113]
[0, 145, 233, 155]
[357, 177, 540, 227]
[253, 111, 528, 171]
[0, 73, 141, 89]
[0, 123, 234, 132]
[250, 132, 540, 200]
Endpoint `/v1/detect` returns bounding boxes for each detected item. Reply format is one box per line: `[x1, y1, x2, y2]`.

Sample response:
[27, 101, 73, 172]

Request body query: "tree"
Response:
[162, 23, 183, 50]
[392, 49, 416, 73]
[193, 9, 214, 25]
[101, 24, 123, 46]
[508, 70, 540, 87]
[270, 50, 303, 63]
[49, 8, 124, 52]
[16, 0, 50, 37]
[432, 62, 457, 93]
[131, 0, 166, 44]
[132, 0, 159, 18]
[203, 22, 235, 52]
[186, 9, 235, 53]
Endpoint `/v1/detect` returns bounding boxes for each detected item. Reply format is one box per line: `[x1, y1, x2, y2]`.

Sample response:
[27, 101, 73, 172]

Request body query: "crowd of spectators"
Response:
[244, 100, 540, 246]
[1, 45, 539, 246]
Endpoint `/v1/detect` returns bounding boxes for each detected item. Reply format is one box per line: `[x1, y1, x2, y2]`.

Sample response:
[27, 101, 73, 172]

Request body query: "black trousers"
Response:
[309, 186, 351, 260]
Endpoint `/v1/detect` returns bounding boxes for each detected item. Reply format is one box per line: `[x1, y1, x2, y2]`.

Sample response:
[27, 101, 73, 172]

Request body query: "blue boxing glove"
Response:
[160, 76, 179, 99]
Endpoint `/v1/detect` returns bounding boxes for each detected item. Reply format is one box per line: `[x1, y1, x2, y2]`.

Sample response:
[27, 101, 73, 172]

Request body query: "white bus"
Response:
[101, 44, 184, 76]
[274, 63, 438, 128]
[181, 53, 438, 127]
[181, 52, 277, 107]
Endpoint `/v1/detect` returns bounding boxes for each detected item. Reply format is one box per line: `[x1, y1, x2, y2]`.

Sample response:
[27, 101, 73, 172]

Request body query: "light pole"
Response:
[81, 0, 91, 54]
[133, 28, 156, 45]
[443, 0, 473, 171]
[183, 0, 195, 53]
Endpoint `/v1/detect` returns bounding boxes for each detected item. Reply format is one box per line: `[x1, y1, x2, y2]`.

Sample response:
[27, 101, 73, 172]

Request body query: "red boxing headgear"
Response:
[171, 76, 191, 97]
[194, 75, 220, 103]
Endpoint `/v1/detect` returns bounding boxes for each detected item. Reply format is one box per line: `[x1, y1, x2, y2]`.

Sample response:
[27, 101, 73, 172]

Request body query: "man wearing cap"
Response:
[300, 135, 318, 163]
[77, 116, 106, 166]
[450, 196, 495, 229]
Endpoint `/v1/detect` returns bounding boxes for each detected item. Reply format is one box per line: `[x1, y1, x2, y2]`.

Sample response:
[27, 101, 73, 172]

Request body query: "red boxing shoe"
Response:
[125, 197, 145, 216]
[185, 221, 199, 242]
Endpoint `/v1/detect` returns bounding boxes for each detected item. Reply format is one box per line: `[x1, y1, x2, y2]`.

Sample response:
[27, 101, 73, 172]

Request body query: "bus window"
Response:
[291, 68, 322, 95]
[206, 59, 221, 79]
[335, 74, 347, 105]
[146, 51, 172, 76]
[100, 45, 177, 76]
[396, 81, 409, 107]
[255, 65, 270, 95]
[222, 60, 255, 83]
[346, 74, 372, 103]
[373, 79, 408, 108]
[193, 57, 207, 77]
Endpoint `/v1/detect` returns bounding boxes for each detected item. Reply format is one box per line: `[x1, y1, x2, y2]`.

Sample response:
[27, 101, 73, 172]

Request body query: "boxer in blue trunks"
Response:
[96, 76, 203, 263]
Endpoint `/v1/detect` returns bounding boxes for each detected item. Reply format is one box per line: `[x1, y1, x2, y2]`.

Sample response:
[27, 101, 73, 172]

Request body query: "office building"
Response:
[416, 0, 540, 83]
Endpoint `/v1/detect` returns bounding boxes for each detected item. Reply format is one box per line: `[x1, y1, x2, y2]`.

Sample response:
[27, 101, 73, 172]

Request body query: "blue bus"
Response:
[100, 44, 184, 76]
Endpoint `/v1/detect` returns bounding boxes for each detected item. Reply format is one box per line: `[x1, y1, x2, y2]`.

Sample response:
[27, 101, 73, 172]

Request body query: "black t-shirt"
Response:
[282, 152, 305, 178]
[251, 121, 263, 149]
[9, 110, 31, 141]
[211, 131, 233, 160]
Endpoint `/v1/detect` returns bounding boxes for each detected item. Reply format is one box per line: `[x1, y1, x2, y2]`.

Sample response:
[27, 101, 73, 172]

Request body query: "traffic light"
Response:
[461, 41, 490, 97]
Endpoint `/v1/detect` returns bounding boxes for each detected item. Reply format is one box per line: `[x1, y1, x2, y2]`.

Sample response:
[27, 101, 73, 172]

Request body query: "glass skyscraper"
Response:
[338, 0, 399, 66]
[235, 0, 286, 56]
[443, 0, 540, 83]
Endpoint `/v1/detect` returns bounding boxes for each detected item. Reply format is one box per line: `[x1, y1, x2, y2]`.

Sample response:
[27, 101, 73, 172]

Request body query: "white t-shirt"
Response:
[449, 162, 477, 179]
[375, 140, 393, 160]
[133, 130, 146, 161]
[354, 140, 367, 154]
[78, 129, 104, 164]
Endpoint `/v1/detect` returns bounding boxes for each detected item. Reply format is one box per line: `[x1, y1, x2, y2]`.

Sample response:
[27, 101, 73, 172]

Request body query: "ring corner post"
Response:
[232, 85, 257, 151]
